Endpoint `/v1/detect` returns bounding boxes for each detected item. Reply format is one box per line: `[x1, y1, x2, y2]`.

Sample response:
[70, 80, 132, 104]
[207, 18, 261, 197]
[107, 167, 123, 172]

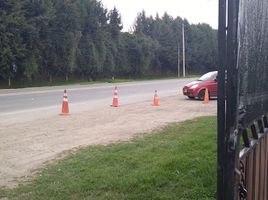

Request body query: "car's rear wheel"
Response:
[198, 89, 206, 100]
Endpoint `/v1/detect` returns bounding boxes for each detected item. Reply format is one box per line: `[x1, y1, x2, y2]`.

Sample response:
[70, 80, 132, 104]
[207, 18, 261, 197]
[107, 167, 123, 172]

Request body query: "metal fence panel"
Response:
[237, 0, 268, 127]
[218, 0, 268, 199]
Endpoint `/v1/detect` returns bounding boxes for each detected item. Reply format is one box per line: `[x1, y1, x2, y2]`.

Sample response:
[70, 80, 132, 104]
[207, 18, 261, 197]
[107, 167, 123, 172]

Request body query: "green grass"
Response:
[0, 117, 216, 200]
[0, 74, 200, 89]
[0, 79, 104, 89]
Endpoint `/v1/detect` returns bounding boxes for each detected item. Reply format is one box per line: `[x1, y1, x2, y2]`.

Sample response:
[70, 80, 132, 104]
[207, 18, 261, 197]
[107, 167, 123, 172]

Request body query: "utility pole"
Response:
[177, 40, 180, 78]
[182, 22, 186, 77]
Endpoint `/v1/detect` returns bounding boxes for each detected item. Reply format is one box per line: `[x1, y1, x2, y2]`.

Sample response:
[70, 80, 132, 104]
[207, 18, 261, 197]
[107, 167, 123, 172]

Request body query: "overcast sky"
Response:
[101, 0, 218, 32]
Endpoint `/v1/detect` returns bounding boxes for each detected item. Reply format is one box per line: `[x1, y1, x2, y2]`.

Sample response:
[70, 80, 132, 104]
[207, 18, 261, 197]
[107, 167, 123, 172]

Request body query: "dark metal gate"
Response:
[217, 0, 268, 199]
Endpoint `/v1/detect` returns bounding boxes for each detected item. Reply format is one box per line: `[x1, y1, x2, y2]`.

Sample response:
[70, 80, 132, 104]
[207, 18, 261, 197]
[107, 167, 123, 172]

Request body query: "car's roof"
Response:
[204, 71, 217, 76]
[204, 71, 217, 73]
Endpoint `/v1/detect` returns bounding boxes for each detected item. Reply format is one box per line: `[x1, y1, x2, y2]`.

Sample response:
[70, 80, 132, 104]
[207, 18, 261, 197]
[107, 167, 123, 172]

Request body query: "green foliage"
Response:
[133, 12, 217, 75]
[0, 0, 25, 85]
[1, 117, 216, 199]
[187, 24, 218, 73]
[108, 7, 123, 40]
[0, 0, 217, 87]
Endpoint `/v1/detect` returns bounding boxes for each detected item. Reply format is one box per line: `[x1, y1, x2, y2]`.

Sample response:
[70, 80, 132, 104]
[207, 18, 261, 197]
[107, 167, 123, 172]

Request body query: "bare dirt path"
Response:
[0, 95, 216, 188]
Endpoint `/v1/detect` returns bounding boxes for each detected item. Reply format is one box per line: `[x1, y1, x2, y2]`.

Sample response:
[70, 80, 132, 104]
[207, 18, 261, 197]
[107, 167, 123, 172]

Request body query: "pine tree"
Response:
[108, 7, 123, 40]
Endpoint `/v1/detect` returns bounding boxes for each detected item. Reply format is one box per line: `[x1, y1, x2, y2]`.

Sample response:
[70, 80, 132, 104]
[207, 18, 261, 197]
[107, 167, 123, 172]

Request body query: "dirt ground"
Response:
[0, 95, 216, 188]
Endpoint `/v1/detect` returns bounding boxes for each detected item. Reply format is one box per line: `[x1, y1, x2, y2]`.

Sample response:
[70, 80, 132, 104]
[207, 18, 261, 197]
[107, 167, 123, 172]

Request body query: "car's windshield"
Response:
[198, 72, 217, 81]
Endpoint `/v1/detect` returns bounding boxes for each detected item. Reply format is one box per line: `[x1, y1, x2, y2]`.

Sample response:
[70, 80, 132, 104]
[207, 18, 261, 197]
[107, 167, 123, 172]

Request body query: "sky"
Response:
[101, 0, 218, 32]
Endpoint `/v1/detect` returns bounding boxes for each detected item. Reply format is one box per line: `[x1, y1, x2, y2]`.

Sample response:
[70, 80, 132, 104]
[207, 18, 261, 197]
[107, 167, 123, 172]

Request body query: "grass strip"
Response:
[0, 75, 199, 89]
[1, 116, 216, 200]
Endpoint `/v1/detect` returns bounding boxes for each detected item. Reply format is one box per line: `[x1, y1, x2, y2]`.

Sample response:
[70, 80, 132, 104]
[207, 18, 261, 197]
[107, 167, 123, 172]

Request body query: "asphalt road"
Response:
[0, 78, 195, 115]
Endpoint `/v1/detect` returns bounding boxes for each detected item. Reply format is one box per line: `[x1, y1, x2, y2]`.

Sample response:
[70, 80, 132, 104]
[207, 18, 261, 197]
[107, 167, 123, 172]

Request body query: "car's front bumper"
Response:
[182, 87, 195, 97]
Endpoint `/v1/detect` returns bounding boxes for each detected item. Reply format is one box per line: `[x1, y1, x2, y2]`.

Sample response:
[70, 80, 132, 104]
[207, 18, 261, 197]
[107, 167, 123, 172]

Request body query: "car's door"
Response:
[209, 75, 217, 97]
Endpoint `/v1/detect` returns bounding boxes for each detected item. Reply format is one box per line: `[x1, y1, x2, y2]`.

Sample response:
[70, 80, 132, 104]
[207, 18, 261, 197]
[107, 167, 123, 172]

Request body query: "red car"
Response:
[183, 71, 218, 100]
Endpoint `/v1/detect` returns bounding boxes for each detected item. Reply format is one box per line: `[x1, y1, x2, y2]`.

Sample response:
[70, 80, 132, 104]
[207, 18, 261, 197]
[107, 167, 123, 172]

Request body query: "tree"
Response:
[108, 7, 123, 40]
[0, 0, 218, 86]
[187, 23, 217, 73]
[76, 0, 108, 80]
[21, 0, 57, 81]
[0, 0, 26, 86]
[51, 0, 81, 81]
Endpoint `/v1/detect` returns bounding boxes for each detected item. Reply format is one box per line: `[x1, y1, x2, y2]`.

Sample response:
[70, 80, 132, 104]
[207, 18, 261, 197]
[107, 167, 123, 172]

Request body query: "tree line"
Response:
[0, 0, 218, 86]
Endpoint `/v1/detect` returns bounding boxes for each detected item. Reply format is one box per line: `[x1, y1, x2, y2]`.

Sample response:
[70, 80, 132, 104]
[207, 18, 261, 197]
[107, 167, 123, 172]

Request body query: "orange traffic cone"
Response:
[203, 88, 209, 104]
[111, 86, 119, 107]
[60, 89, 70, 115]
[153, 90, 159, 106]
